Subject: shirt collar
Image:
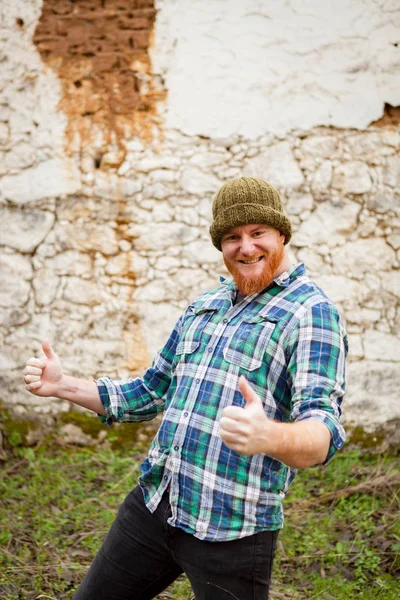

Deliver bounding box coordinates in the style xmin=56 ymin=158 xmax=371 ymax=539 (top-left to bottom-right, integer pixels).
xmin=273 ymin=263 xmax=305 ymax=288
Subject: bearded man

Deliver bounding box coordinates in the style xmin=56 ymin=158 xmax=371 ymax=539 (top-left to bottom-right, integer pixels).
xmin=23 ymin=177 xmax=347 ymax=600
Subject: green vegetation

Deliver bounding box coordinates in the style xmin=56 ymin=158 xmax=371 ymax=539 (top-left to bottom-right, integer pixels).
xmin=0 ymin=414 xmax=399 ymax=599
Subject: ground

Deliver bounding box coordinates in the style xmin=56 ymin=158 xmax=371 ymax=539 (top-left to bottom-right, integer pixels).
xmin=0 ymin=412 xmax=399 ymax=599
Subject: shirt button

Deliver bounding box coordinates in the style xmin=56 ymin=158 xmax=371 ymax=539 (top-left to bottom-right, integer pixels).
xmin=196 ymin=379 xmax=200 ymax=384
xmin=184 ymin=412 xmax=189 ymax=417
xmin=174 ymin=445 xmax=179 ymax=451
xmin=208 ymin=347 xmax=213 ymax=352
xmin=223 ymin=318 xmax=228 ymax=323
xmin=164 ymin=475 xmax=168 ymax=481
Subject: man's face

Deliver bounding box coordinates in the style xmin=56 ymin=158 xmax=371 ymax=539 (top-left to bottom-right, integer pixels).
xmin=221 ymin=224 xmax=286 ymax=295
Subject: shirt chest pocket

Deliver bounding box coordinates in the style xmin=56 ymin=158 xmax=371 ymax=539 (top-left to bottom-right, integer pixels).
xmin=177 ymin=307 xmax=218 ymax=356
xmin=223 ymin=315 xmax=279 ymax=371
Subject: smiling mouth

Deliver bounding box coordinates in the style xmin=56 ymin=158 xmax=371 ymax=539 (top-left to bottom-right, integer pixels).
xmin=238 ymin=256 xmax=264 ymax=264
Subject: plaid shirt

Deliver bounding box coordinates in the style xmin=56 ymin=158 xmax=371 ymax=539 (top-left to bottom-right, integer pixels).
xmin=97 ymin=263 xmax=347 ymax=542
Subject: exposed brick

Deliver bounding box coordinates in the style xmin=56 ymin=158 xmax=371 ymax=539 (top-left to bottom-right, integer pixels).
xmin=55 ymin=18 xmax=72 ymax=36
xmin=108 ymin=29 xmax=135 ymax=48
xmin=76 ymin=0 xmax=103 ymax=11
xmin=36 ymin=38 xmax=69 ymax=55
xmin=68 ymin=24 xmax=91 ymax=44
xmin=132 ymin=30 xmax=149 ymax=50
xmin=92 ymin=53 xmax=120 ymax=72
xmin=370 ymin=104 xmax=400 ymax=128
xmin=130 ymin=8 xmax=156 ymax=18
xmin=118 ymin=16 xmax=150 ymax=30
xmin=33 ymin=0 xmax=164 ymax=156
xmin=52 ymin=1 xmax=74 ymax=16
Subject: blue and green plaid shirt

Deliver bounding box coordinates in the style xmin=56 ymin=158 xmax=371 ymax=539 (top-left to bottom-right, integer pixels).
xmin=97 ymin=263 xmax=347 ymax=541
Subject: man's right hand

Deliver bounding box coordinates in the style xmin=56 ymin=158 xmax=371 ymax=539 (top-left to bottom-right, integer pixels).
xmin=23 ymin=339 xmax=63 ymax=397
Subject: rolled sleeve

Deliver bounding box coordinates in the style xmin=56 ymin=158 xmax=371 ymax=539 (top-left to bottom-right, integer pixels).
xmin=96 ymin=376 xmax=165 ymax=425
xmin=286 ymin=301 xmax=348 ymax=463
xmin=294 ymin=409 xmax=346 ymax=464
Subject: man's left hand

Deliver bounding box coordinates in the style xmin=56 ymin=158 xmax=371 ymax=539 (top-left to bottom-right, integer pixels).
xmin=219 ymin=375 xmax=332 ymax=467
xmin=219 ymin=376 xmax=272 ymax=455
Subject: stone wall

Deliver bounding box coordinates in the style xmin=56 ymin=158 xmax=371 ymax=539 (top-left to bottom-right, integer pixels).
xmin=0 ymin=0 xmax=399 ymax=431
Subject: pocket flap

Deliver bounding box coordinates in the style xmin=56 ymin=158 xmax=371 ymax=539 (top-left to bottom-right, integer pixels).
xmin=243 ymin=314 xmax=280 ymax=324
xmin=223 ymin=346 xmax=263 ymax=371
xmin=193 ymin=306 xmax=219 ymax=316
xmin=176 ymin=340 xmax=200 ymax=355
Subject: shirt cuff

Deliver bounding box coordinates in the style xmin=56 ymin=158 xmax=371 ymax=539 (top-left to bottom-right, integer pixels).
xmin=295 ymin=410 xmax=346 ymax=465
xmin=96 ymin=378 xmax=115 ymax=426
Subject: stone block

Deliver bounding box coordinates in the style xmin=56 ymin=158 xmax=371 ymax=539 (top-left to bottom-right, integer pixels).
xmin=311 ymin=161 xmax=333 ymax=193
xmin=104 ymin=252 xmax=136 ymax=277
xmin=365 ymin=329 xmax=400 ymax=362
xmin=366 ymin=190 xmax=398 ymax=214
xmin=300 ymin=135 xmax=337 ymax=161
xmin=293 ymin=200 xmax=360 ymax=248
xmin=382 ymin=155 xmax=400 ymax=187
xmin=332 ymin=238 xmax=396 ymax=277
xmin=63 ymin=277 xmax=103 ymax=306
xmin=56 ymin=222 xmax=120 ymax=256
xmin=184 ymin=240 xmax=222 ymax=265
xmin=127 ymin=222 xmax=198 ymax=251
xmin=332 ymin=161 xmax=372 ymax=195
xmin=0 ymin=207 xmax=54 ymax=253
xmin=33 ymin=268 xmax=59 ymax=307
xmin=296 ymin=249 xmax=324 ymax=276
xmin=244 ymin=142 xmax=304 ymax=189
xmin=347 ymin=333 xmax=364 ymax=360
xmin=345 ymin=132 xmax=397 ymax=159
xmin=0 ymin=252 xmax=32 ymax=307
xmin=387 ymin=234 xmax=400 ymax=250
xmin=0 ymin=158 xmax=81 ymax=203
xmin=312 ymin=274 xmax=360 ymax=304
xmin=285 ymin=192 xmax=314 ymax=216
xmin=181 ymin=167 xmax=220 ymax=195
xmin=345 ymin=361 xmax=400 ymax=427
xmin=380 ymin=270 xmax=400 ymax=298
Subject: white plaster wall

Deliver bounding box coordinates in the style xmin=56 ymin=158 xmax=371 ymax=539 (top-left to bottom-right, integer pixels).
xmin=153 ymin=0 xmax=400 ymax=138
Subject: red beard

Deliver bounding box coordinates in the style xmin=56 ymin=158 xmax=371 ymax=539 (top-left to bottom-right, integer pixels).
xmin=224 ymin=244 xmax=285 ymax=296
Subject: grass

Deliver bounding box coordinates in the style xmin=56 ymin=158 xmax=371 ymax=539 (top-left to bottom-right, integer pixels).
xmin=0 ymin=415 xmax=399 ymax=599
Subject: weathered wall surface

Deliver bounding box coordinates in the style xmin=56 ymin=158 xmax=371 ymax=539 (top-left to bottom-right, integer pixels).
xmin=0 ymin=0 xmax=399 ymax=431
xmin=154 ymin=0 xmax=400 ymax=137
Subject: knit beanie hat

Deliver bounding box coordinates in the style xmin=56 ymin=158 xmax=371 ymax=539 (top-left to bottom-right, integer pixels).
xmin=209 ymin=177 xmax=292 ymax=251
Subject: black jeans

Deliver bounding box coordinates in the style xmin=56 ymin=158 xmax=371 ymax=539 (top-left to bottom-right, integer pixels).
xmin=73 ymin=485 xmax=279 ymax=600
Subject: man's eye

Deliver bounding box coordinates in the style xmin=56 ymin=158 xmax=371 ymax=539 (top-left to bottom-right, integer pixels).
xmin=253 ymin=231 xmax=265 ymax=237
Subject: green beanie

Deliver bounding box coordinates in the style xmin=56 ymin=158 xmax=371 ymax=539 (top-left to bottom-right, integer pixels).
xmin=209 ymin=177 xmax=292 ymax=251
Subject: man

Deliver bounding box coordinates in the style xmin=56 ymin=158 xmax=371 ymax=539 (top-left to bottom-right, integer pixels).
xmin=23 ymin=177 xmax=347 ymax=600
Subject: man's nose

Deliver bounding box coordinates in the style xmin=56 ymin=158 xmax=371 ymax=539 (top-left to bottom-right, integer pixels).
xmin=239 ymin=236 xmax=256 ymax=255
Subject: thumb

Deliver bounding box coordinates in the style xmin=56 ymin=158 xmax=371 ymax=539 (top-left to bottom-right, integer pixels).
xmin=239 ymin=375 xmax=261 ymax=407
xmin=42 ymin=338 xmax=56 ymax=359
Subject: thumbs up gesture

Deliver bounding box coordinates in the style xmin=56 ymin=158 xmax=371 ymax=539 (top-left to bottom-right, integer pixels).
xmin=23 ymin=339 xmax=64 ymax=397
xmin=219 ymin=376 xmax=272 ymax=456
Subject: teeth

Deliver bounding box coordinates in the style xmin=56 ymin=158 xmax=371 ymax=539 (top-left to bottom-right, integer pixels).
xmin=240 ymin=257 xmax=262 ymax=264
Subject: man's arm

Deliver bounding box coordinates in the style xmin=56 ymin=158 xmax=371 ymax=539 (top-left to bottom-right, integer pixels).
xmin=220 ymin=301 xmax=347 ymax=467
xmin=23 ymin=339 xmax=106 ymax=415
xmin=219 ymin=376 xmax=331 ymax=468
